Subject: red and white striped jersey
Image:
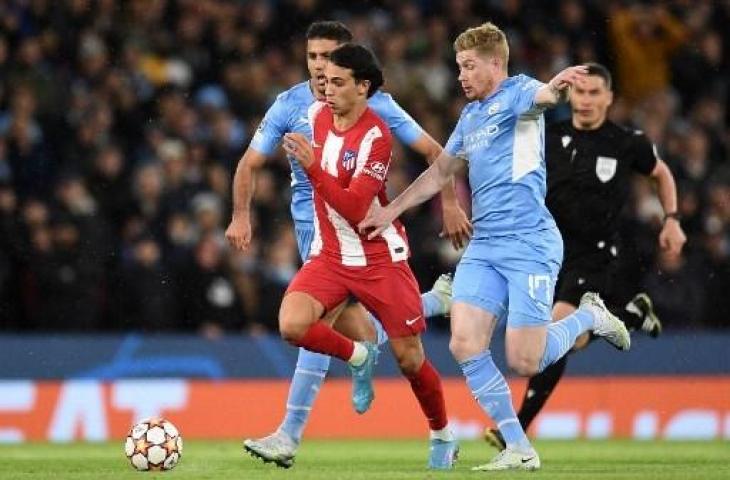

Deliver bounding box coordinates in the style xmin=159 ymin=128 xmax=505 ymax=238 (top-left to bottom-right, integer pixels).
xmin=304 ymin=103 xmax=410 ymax=266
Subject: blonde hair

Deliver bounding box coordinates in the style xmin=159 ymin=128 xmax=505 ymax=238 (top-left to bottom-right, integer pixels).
xmin=453 ymin=22 xmax=509 ymax=65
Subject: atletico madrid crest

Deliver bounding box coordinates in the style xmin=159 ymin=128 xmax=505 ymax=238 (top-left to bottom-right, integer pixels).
xmin=342 ymin=149 xmax=357 ymax=171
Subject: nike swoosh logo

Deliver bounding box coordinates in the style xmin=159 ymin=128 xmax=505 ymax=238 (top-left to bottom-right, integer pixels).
xmin=405 ymin=316 xmax=421 ymax=326
xmin=521 ymin=456 xmax=536 ymax=464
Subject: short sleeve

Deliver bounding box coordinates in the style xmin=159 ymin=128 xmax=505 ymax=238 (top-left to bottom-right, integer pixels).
xmin=627 ymin=130 xmax=658 ymax=175
xmin=248 ymin=94 xmax=290 ymax=155
xmin=511 ymin=75 xmax=546 ymax=116
xmin=368 ymin=93 xmax=424 ymax=146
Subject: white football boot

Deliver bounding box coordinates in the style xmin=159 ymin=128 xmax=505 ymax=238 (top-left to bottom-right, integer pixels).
xmin=580 ymin=292 xmax=631 ymax=351
xmin=471 ymin=447 xmax=541 ymax=471
xmin=243 ymin=430 xmax=297 ymax=468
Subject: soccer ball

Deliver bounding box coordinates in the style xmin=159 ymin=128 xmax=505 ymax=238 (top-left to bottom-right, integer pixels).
xmin=124 ymin=417 xmax=183 ymax=471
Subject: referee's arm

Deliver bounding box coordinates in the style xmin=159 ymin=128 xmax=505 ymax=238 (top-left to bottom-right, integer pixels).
xmin=649 ymin=158 xmax=687 ymax=256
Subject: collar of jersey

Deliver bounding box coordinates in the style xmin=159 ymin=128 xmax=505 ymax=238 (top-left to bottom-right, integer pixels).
xmin=477 ymin=76 xmax=513 ymax=106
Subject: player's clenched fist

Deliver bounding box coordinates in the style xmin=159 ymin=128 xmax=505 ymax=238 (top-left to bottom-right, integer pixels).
xmin=225 ymin=215 xmax=252 ymax=251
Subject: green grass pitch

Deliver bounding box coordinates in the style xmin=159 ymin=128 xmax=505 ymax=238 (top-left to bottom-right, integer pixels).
xmin=0 ymin=439 xmax=728 ymax=479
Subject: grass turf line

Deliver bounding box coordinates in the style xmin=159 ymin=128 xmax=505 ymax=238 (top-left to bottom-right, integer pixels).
xmin=0 ymin=439 xmax=728 ymax=479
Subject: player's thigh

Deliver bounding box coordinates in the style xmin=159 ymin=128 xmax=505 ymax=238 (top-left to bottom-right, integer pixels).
xmin=449 ymin=301 xmax=500 ymax=362
xmin=294 ymin=224 xmax=314 ymax=263
xmin=351 ymin=262 xmax=424 ymax=339
xmin=323 ymin=300 xmax=349 ymax=326
xmin=279 ymin=291 xmax=325 ymax=336
xmin=452 ymin=259 xmax=509 ymax=321
xmin=285 ymin=259 xmax=349 ymax=327
xmin=500 ymin=234 xmax=562 ymax=329
xmin=331 ymin=302 xmax=377 ymax=342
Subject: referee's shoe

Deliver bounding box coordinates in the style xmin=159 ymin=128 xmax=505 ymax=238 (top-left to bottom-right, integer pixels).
xmin=626 ymin=293 xmax=662 ymax=338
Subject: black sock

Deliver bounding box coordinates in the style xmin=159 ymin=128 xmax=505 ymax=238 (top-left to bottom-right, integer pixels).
xmin=517 ymin=355 xmax=568 ymax=431
xmin=611 ymin=304 xmax=643 ymax=331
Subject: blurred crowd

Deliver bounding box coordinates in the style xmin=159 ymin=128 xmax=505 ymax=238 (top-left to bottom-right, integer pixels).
xmin=0 ymin=0 xmax=727 ymax=335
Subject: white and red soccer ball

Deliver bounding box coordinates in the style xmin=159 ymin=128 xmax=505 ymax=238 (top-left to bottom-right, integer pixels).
xmin=124 ymin=417 xmax=183 ymax=471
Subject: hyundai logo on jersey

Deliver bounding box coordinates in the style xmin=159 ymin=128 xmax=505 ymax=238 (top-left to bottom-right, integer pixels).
xmin=342 ymin=149 xmax=357 ymax=171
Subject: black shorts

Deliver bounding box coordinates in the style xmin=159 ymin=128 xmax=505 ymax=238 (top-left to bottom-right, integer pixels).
xmin=554 ymin=240 xmax=619 ymax=306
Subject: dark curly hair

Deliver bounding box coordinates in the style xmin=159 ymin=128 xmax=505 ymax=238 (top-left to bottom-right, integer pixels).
xmin=329 ymin=43 xmax=384 ymax=98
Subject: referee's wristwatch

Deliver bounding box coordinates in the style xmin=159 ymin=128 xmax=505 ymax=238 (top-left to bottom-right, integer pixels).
xmin=663 ymin=211 xmax=681 ymax=223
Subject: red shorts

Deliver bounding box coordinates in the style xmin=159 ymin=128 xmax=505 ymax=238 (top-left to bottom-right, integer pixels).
xmin=286 ymin=257 xmax=426 ymax=338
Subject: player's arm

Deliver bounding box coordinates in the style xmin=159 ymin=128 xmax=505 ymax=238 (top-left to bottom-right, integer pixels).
xmin=225 ymin=148 xmax=267 ymax=251
xmin=409 ymin=133 xmax=472 ymax=248
xmin=226 ymin=94 xmax=289 ymax=250
xmin=534 ymin=65 xmax=589 ymax=107
xmin=649 ymin=158 xmax=687 ymax=255
xmin=282 ymin=133 xmax=384 ymax=224
xmin=359 ymin=150 xmax=465 ymax=239
xmin=374 ymin=93 xmax=471 ymax=247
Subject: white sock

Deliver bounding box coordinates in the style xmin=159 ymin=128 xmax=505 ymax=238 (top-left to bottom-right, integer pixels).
xmin=429 ymin=427 xmax=454 ymax=442
xmin=348 ymin=342 xmax=368 ymax=366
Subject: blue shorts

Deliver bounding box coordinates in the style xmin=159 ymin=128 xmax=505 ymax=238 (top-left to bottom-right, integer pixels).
xmin=452 ymin=229 xmax=563 ymax=327
xmin=294 ymin=222 xmax=389 ymax=344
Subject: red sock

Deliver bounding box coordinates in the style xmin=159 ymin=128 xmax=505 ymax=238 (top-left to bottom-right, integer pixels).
xmin=296 ymin=321 xmax=355 ymax=361
xmin=406 ymin=360 xmax=448 ymax=431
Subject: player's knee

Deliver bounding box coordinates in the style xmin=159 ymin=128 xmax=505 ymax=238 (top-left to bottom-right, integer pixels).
xmin=279 ymin=313 xmax=307 ymax=344
xmin=391 ymin=339 xmax=425 ymax=375
xmin=449 ymin=334 xmax=478 ymax=361
xmin=279 ymin=323 xmax=304 ymax=344
xmin=396 ymin=355 xmax=423 ymax=376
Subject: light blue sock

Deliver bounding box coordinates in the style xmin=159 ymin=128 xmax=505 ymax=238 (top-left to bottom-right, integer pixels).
xmin=421 ymin=291 xmax=443 ymax=318
xmin=460 ymin=350 xmax=531 ymax=450
xmin=538 ymin=309 xmax=594 ymax=372
xmin=278 ymin=348 xmax=330 ymax=443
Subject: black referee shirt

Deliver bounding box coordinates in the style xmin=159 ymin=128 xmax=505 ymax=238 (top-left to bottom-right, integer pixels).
xmin=546 ymin=120 xmax=658 ymax=246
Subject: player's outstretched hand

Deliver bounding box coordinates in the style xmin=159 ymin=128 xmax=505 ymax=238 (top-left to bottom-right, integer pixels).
xmin=225 ymin=215 xmax=252 ymax=251
xmin=283 ymin=133 xmax=315 ymax=169
xmin=659 ymin=218 xmax=687 ymax=256
xmin=549 ymin=65 xmax=588 ymax=90
xmin=440 ymin=201 xmax=472 ymax=249
xmin=359 ymin=203 xmax=396 ymax=240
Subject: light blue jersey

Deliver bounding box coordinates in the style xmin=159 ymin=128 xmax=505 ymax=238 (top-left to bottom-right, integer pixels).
xmin=445 ymin=74 xmax=557 ymax=238
xmin=446 ymin=74 xmax=563 ymax=326
xmin=249 ymin=81 xmax=423 ymax=242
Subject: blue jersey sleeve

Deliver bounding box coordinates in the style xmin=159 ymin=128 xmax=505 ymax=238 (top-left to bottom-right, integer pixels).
xmin=444 ymin=113 xmax=466 ymax=160
xmin=510 ymin=75 xmax=545 ymax=116
xmin=368 ymin=92 xmax=423 ymax=146
xmin=249 ymin=93 xmax=291 ymax=155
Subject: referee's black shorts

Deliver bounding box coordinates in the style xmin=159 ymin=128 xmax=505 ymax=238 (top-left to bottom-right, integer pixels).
xmin=554 ymin=242 xmax=619 ymax=307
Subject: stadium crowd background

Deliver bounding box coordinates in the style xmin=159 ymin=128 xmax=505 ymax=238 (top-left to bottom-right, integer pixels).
xmin=0 ymin=0 xmax=727 ymax=335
